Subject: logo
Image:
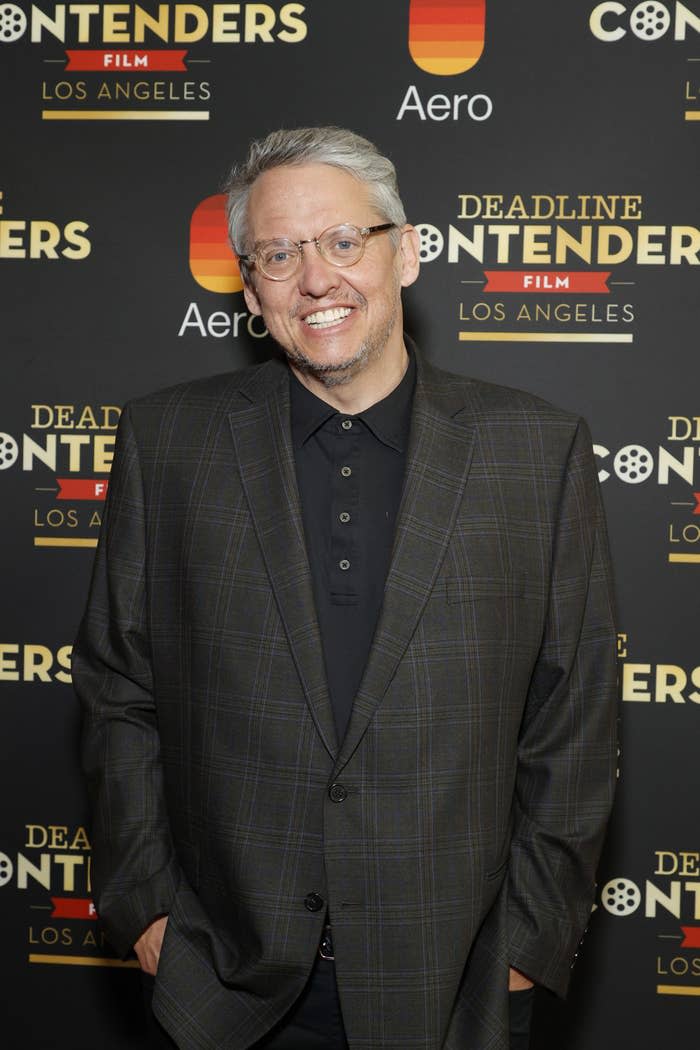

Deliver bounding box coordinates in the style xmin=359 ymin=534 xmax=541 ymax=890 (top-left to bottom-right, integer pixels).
xmin=602 ymin=878 xmax=643 ymax=914
xmin=595 ymin=416 xmax=700 ymax=567
xmin=1 ymin=403 xmax=120 ymax=550
xmin=179 ymin=194 xmax=268 ymax=341
xmin=598 ymin=850 xmax=700 ymax=996
xmin=396 ymin=84 xmax=493 ymax=121
xmin=397 ymin=1 xmax=492 ymax=121
xmin=0 ymin=433 xmax=18 ymax=467
xmin=0 ymin=822 xmax=131 ymax=967
xmin=0 ymin=643 xmax=72 ymax=683
xmin=0 ymin=4 xmax=26 ymax=42
xmin=6 ymin=3 xmax=309 ymax=122
xmin=0 ymin=190 xmax=91 ymax=259
xmin=619 ymin=633 xmax=700 ymax=704
xmin=415 ymin=223 xmax=444 ymax=262
xmin=189 ymin=195 xmax=242 ymax=294
xmin=589 ymin=3 xmax=700 ymax=120
xmin=0 ymin=2 xmax=308 ymax=44
xmin=590 ymin=2 xmax=700 ymax=41
xmin=414 ymin=191 xmax=699 ymax=346
xmin=408 ymin=0 xmax=486 ymax=75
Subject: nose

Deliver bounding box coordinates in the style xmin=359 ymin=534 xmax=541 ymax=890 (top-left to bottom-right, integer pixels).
xmin=296 ymin=241 xmax=340 ymax=298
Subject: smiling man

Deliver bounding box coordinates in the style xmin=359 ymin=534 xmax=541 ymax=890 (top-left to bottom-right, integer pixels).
xmin=238 ymin=161 xmax=414 ymax=410
xmin=74 ymin=127 xmax=618 ymax=1050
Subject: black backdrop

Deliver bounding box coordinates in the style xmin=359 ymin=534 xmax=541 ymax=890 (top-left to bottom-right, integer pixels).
xmin=2 ymin=2 xmax=699 ymax=1046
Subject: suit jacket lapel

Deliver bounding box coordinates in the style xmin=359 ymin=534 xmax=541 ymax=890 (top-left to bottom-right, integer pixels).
xmin=336 ymin=359 xmax=476 ymax=771
xmin=228 ymin=360 xmax=338 ymax=759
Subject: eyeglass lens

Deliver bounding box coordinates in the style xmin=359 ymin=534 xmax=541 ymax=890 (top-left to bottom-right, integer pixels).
xmin=258 ymin=225 xmax=367 ymax=279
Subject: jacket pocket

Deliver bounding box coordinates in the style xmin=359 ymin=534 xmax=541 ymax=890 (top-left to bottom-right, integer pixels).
xmin=446 ymin=575 xmax=540 ymax=604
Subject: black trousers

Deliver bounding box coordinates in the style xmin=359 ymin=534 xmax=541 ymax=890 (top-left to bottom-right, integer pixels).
xmin=142 ymin=963 xmax=533 ymax=1050
xmin=509 ymin=987 xmax=535 ymax=1050
xmin=141 ymin=958 xmax=348 ymax=1050
xmin=253 ymin=957 xmax=349 ymax=1050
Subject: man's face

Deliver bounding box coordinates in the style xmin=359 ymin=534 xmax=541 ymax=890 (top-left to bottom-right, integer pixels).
xmin=242 ymin=163 xmax=419 ymax=388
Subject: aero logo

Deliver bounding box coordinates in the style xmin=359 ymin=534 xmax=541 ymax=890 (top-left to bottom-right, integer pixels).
xmin=190 ymin=195 xmax=243 ymax=294
xmin=408 ymin=0 xmax=485 ymax=75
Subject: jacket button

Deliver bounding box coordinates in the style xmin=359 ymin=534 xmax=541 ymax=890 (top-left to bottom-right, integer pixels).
xmin=329 ymin=783 xmax=347 ymax=803
xmin=304 ymin=893 xmax=324 ymax=912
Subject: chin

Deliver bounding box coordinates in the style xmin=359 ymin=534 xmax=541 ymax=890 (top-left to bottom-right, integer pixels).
xmin=283 ymin=341 xmax=373 ymax=387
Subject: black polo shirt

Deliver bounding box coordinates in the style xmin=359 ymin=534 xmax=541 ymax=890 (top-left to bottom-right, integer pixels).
xmin=290 ymin=352 xmax=416 ymax=744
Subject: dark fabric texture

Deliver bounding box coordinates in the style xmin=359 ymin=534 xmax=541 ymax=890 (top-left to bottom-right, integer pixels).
xmin=290 ymin=353 xmax=414 ymax=742
xmin=74 ymin=348 xmax=618 ymax=1050
xmin=141 ymin=973 xmax=178 ymax=1048
xmin=508 ymin=988 xmax=535 ymax=1050
xmin=142 ymin=968 xmax=533 ymax=1049
xmin=252 ymin=958 xmax=349 ymax=1050
xmin=142 ymin=961 xmax=350 ymax=1050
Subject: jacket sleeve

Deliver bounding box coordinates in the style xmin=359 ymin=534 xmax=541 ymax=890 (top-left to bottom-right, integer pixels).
xmin=72 ymin=404 xmax=181 ymax=957
xmin=506 ymin=417 xmax=618 ymax=997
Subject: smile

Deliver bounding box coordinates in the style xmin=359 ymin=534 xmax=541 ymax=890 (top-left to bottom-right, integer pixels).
xmin=303 ymin=307 xmax=353 ymax=329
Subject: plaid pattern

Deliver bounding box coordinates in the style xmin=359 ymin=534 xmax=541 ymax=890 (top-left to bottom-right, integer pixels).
xmin=73 ymin=353 xmax=617 ymax=1050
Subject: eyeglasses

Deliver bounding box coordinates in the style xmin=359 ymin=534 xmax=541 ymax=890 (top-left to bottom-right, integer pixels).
xmin=238 ymin=222 xmax=395 ymax=281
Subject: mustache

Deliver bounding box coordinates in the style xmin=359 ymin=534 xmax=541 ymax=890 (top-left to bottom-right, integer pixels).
xmin=289 ymin=290 xmax=367 ymax=320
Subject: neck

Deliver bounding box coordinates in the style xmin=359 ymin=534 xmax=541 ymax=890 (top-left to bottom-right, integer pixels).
xmin=289 ymin=341 xmax=409 ymax=414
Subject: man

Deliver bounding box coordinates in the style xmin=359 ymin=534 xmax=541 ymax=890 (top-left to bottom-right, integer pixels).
xmin=73 ymin=127 xmax=617 ymax=1050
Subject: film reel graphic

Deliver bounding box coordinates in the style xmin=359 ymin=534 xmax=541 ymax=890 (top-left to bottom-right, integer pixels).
xmin=601 ymin=878 xmax=642 ymax=916
xmin=0 ymin=4 xmax=26 ymax=42
xmin=613 ymin=446 xmax=654 ymax=483
xmin=415 ymin=223 xmax=444 ymax=262
xmin=0 ymin=433 xmax=19 ymax=469
xmin=630 ymin=2 xmax=672 ymax=39
xmin=0 ymin=853 xmax=13 ymax=887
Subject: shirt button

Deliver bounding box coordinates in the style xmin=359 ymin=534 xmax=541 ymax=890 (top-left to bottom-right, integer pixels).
xmin=304 ymin=892 xmax=324 ymax=912
xmin=341 ymin=419 xmax=353 ymax=430
xmin=339 ymin=512 xmax=350 ymax=523
xmin=339 ymin=559 xmax=350 ymax=571
xmin=329 ymin=783 xmax=348 ymax=803
xmin=340 ymin=466 xmax=352 ymax=477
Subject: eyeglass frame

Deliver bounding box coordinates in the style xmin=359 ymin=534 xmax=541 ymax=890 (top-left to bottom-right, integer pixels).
xmin=237 ymin=222 xmax=397 ymax=281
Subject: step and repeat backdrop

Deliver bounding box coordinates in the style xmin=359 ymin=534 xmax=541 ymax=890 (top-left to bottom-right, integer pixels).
xmin=1 ymin=1 xmax=698 ymax=1047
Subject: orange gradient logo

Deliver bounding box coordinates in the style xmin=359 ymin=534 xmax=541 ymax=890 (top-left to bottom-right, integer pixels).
xmin=189 ymin=194 xmax=243 ymax=294
xmin=408 ymin=0 xmax=485 ymax=75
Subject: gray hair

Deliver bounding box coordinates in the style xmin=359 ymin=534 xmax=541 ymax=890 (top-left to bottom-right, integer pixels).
xmin=224 ymin=126 xmax=407 ymax=281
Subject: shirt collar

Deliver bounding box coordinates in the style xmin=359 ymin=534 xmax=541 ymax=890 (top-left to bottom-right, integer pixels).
xmin=358 ymin=349 xmax=415 ymax=451
xmin=289 ymin=373 xmax=338 ymax=448
xmin=289 ymin=346 xmax=416 ymax=452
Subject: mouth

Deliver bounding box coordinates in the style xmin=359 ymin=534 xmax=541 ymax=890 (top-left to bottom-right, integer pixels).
xmin=303 ymin=306 xmax=353 ymax=330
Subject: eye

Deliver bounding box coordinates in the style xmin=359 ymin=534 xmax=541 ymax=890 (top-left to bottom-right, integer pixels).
xmin=261 ymin=245 xmax=295 ymax=267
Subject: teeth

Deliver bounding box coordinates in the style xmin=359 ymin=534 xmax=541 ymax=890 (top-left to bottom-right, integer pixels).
xmin=304 ymin=307 xmax=352 ymax=329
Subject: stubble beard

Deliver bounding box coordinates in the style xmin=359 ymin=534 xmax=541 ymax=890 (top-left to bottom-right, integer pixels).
xmin=281 ymin=287 xmax=400 ymax=389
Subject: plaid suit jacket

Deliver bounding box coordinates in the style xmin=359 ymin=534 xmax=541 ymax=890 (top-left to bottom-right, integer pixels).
xmin=74 ymin=350 xmax=617 ymax=1050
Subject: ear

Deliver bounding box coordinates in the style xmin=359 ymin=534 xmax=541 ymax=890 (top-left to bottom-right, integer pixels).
xmin=398 ymin=225 xmax=421 ymax=288
xmin=242 ymin=276 xmax=263 ymax=317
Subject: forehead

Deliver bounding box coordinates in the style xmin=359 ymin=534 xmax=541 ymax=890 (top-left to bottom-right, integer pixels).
xmin=246 ymin=163 xmax=375 ymax=241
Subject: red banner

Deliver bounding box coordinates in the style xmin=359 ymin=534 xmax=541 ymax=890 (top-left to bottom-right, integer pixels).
xmin=483 ymin=270 xmax=610 ymax=293
xmin=681 ymin=926 xmax=700 ymax=948
xmin=57 ymin=478 xmax=109 ymax=501
xmin=65 ymin=50 xmax=187 ymax=71
xmin=51 ymin=898 xmax=98 ymax=920
xmin=693 ymin=493 xmax=700 ymax=516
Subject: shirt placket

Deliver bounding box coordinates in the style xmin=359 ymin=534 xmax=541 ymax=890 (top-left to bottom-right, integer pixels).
xmin=329 ymin=416 xmax=360 ymax=605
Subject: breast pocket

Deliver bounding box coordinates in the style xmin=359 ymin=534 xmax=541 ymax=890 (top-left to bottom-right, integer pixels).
xmin=444 ymin=573 xmax=542 ymax=603
xmin=424 ymin=575 xmax=546 ymax=659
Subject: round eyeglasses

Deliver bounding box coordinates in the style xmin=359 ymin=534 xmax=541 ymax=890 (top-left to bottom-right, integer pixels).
xmin=238 ymin=222 xmax=396 ymax=281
